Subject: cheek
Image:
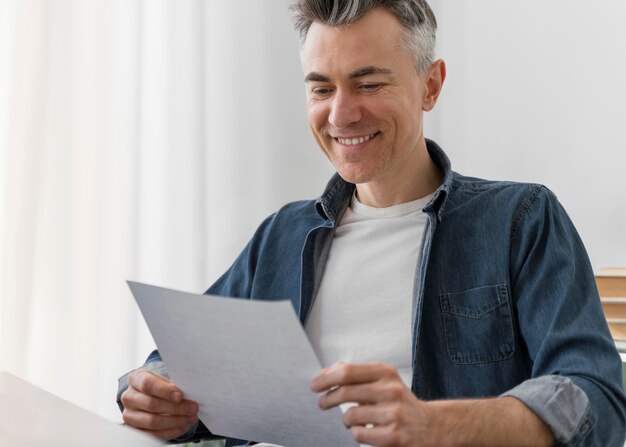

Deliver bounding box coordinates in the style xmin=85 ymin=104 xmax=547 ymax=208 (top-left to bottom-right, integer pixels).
xmin=307 ymin=103 xmax=328 ymax=131
xmin=308 ymin=124 xmax=333 ymax=161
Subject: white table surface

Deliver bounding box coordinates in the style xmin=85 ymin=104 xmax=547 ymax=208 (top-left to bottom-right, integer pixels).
xmin=0 ymin=371 xmax=161 ymax=447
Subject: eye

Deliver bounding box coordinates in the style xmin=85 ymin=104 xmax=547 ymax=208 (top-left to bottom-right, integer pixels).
xmin=310 ymin=87 xmax=334 ymax=98
xmin=358 ymin=83 xmax=383 ymax=92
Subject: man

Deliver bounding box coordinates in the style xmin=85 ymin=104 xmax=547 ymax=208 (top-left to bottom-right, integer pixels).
xmin=117 ymin=1 xmax=626 ymax=446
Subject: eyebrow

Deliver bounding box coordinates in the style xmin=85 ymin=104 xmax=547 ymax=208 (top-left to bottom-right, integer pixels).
xmin=304 ymin=65 xmax=393 ymax=83
xmin=349 ymin=66 xmax=392 ymax=79
xmin=304 ymin=72 xmax=330 ymax=83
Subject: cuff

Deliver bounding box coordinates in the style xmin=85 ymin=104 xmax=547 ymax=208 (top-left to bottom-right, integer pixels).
xmin=501 ymin=375 xmax=595 ymax=445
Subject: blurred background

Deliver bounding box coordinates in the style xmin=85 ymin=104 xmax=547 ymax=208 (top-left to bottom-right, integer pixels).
xmin=1 ymin=0 xmax=625 ymax=423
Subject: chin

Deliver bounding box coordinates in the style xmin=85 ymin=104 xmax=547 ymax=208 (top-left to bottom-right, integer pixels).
xmin=330 ymin=155 xmax=380 ymax=185
xmin=335 ymin=168 xmax=374 ymax=185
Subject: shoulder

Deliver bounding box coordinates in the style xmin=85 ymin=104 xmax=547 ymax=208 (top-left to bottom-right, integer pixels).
xmin=445 ymin=172 xmax=563 ymax=233
xmin=449 ymin=171 xmax=554 ymax=210
xmin=450 ymin=171 xmax=544 ymax=198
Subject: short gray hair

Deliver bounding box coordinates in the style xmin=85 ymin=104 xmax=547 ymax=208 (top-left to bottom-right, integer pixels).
xmin=291 ymin=0 xmax=437 ymax=73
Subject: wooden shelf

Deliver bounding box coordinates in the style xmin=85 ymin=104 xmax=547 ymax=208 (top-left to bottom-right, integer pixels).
xmin=596 ymin=272 xmax=626 ymax=341
xmin=596 ymin=275 xmax=626 ymax=298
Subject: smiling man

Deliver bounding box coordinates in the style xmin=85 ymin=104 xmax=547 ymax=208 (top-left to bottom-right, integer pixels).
xmin=117 ymin=1 xmax=626 ymax=446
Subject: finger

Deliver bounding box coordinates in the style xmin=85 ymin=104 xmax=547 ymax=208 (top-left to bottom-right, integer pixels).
xmin=123 ymin=408 xmax=197 ymax=432
xmin=128 ymin=369 xmax=184 ymax=403
xmin=122 ymin=386 xmax=198 ymax=416
xmin=311 ymin=362 xmax=397 ymax=392
xmin=343 ymin=403 xmax=396 ymax=428
xmin=351 ymin=424 xmax=404 ymax=447
xmin=318 ymin=382 xmax=378 ymax=409
xmin=323 ymin=378 xmax=409 ymax=410
xmin=327 ymin=361 xmax=346 ymax=370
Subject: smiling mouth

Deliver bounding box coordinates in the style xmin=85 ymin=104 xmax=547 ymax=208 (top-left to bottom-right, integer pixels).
xmin=334 ymin=132 xmax=380 ymax=146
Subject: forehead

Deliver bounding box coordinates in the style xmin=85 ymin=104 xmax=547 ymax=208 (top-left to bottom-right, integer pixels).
xmin=302 ymin=8 xmax=410 ymax=75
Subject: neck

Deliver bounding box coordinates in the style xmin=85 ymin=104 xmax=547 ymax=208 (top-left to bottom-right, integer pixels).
xmin=355 ymin=139 xmax=443 ymax=208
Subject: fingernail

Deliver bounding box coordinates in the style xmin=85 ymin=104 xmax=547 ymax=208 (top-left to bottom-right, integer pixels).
xmin=318 ymin=397 xmax=327 ymax=410
xmin=171 ymin=391 xmax=182 ymax=402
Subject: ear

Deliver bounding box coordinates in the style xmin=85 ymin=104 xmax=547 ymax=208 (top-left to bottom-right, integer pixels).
xmin=422 ymin=59 xmax=446 ymax=112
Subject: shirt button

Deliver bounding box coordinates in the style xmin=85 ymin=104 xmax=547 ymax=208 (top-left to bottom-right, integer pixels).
xmin=581 ymin=418 xmax=590 ymax=434
xmin=500 ymin=343 xmax=512 ymax=355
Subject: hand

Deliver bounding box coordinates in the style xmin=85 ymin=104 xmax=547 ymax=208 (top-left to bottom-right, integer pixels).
xmin=121 ymin=369 xmax=199 ymax=440
xmin=310 ymin=362 xmax=434 ymax=447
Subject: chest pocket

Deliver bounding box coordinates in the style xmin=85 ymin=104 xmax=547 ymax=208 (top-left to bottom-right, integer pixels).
xmin=440 ymin=284 xmax=515 ymax=365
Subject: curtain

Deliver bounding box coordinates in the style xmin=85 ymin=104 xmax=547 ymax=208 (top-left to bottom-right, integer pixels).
xmin=0 ymin=0 xmax=331 ymax=421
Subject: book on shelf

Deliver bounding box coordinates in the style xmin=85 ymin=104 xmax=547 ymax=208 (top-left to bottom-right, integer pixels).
xmin=598 ymin=266 xmax=626 ymax=276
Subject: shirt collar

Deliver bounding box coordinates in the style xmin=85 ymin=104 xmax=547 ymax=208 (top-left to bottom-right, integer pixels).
xmin=315 ymin=139 xmax=453 ymax=224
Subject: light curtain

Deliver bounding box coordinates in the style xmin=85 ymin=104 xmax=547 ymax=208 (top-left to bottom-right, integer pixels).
xmin=1 ymin=0 xmax=157 ymax=421
xmin=0 ymin=0 xmax=330 ymax=421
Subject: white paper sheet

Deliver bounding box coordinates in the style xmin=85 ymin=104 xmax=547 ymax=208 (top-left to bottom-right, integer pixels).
xmin=128 ymin=281 xmax=357 ymax=447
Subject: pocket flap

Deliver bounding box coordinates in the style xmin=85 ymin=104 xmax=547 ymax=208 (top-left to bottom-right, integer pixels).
xmin=441 ymin=284 xmax=509 ymax=319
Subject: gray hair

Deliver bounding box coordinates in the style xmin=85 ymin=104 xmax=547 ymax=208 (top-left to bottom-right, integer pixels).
xmin=291 ymin=0 xmax=437 ymax=73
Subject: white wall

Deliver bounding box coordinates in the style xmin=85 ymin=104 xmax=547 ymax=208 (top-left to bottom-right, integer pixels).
xmin=202 ymin=1 xmax=334 ymax=283
xmin=427 ymin=0 xmax=626 ymax=268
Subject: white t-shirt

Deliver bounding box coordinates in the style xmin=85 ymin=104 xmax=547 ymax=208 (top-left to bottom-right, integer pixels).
xmin=305 ymin=191 xmax=433 ymax=388
xmin=255 ymin=192 xmax=432 ymax=447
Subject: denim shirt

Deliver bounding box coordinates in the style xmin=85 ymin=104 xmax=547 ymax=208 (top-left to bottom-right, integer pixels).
xmin=119 ymin=140 xmax=626 ymax=446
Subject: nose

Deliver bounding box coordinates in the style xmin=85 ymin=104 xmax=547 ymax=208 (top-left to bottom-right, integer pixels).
xmin=328 ymin=90 xmax=362 ymax=129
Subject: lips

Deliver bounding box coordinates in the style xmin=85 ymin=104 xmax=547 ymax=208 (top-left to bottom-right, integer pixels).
xmin=334 ymin=132 xmax=380 ymax=146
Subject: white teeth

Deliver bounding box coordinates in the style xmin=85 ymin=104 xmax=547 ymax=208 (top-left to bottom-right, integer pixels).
xmin=337 ymin=133 xmax=376 ymax=145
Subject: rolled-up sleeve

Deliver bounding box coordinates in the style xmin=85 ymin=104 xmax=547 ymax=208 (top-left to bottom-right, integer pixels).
xmin=502 ymin=375 xmax=595 ymax=445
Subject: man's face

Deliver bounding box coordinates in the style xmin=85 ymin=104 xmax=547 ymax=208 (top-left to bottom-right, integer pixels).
xmin=302 ymin=8 xmax=435 ymax=187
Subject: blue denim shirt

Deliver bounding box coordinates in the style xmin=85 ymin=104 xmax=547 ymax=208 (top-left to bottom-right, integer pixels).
xmin=119 ymin=140 xmax=626 ymax=446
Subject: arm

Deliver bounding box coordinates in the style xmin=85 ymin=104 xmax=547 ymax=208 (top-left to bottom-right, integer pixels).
xmin=427 ymin=397 xmax=553 ymax=446
xmin=506 ymin=186 xmax=626 ymax=445
xmin=312 ymin=362 xmax=554 ymax=447
xmin=312 ymin=187 xmax=626 ymax=446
